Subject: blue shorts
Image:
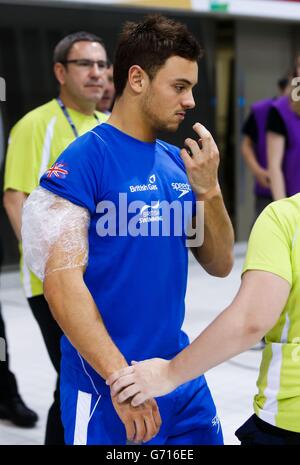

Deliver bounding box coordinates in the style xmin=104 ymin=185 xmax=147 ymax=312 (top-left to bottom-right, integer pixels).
xmin=60 ymin=372 xmax=223 ymax=445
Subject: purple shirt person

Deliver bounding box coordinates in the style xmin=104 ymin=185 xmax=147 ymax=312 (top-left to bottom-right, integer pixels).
xmin=241 ymin=77 xmax=288 ymax=219
xmin=267 ymin=95 xmax=300 ymax=199
xmin=267 ymin=53 xmax=300 ymax=200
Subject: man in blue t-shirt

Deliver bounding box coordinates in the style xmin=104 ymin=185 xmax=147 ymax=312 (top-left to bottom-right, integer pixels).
xmin=24 ymin=14 xmax=234 ymax=445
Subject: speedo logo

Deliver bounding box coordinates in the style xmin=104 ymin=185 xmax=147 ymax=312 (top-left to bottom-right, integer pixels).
xmin=171 ymin=182 xmax=191 ymax=198
xmin=129 ymin=174 xmax=158 ymax=193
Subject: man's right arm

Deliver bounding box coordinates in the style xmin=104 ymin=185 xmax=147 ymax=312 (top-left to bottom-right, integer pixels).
xmin=3 ymin=189 xmax=28 ymax=241
xmin=20 ymin=187 xmax=161 ymax=443
xmin=267 ymin=131 xmax=286 ymax=200
xmin=241 ymin=135 xmax=270 ymax=189
xmin=44 ymin=264 xmax=161 ymax=443
xmin=3 ymin=116 xmax=40 ymax=240
xmin=44 ymin=267 xmax=128 ymax=379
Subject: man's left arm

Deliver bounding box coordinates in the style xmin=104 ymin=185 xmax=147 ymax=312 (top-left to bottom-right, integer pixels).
xmin=182 ymin=123 xmax=234 ymax=277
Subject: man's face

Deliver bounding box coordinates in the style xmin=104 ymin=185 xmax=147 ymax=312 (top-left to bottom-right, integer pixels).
xmin=141 ymin=56 xmax=198 ymax=132
xmin=60 ymin=41 xmax=107 ymax=104
xmin=97 ymin=65 xmax=115 ymax=112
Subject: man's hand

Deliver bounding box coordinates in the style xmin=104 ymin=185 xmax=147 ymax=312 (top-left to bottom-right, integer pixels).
xmin=181 ymin=123 xmax=219 ymax=198
xmin=255 ymin=168 xmax=270 ymax=189
xmin=111 ymin=394 xmax=162 ymax=443
xmin=3 ymin=189 xmax=28 ymax=241
xmin=108 ymin=359 xmax=178 ymax=407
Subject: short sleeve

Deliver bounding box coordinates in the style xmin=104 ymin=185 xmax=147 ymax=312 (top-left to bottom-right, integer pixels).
xmin=242 ymin=112 xmax=258 ymax=143
xmin=243 ymin=204 xmax=292 ymax=285
xmin=40 ymin=131 xmax=103 ymax=215
xmin=266 ymin=107 xmax=287 ymax=137
xmin=4 ymin=116 xmax=43 ymax=193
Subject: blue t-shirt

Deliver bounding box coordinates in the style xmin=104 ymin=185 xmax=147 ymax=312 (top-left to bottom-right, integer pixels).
xmin=40 ymin=123 xmax=197 ymax=394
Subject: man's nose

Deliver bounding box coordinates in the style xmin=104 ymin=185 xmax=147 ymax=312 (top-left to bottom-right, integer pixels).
xmin=182 ymin=90 xmax=195 ymax=110
xmin=89 ymin=63 xmax=101 ymax=78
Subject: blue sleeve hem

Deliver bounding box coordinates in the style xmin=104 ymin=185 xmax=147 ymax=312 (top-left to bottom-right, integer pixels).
xmin=40 ymin=180 xmax=92 ymax=214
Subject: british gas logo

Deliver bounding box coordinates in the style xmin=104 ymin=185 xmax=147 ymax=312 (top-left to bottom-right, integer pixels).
xmin=129 ymin=174 xmax=158 ymax=193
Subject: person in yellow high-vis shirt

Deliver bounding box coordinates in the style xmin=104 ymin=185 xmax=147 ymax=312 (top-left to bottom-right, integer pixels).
xmin=108 ymin=194 xmax=300 ymax=444
xmin=3 ymin=31 xmax=108 ymax=444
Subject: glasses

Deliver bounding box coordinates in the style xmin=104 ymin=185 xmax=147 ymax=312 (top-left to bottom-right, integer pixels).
xmin=62 ymin=59 xmax=110 ymax=71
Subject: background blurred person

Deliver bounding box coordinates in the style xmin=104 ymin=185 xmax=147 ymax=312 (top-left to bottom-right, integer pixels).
xmin=96 ymin=63 xmax=115 ymax=115
xmin=0 ymin=246 xmax=37 ymax=427
xmin=0 ymin=107 xmax=37 ymax=427
xmin=241 ymin=77 xmax=288 ymax=219
xmin=3 ymin=31 xmax=108 ymax=444
xmin=267 ymin=52 xmax=300 ymax=200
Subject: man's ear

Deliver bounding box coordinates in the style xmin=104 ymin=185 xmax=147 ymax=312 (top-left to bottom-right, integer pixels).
xmin=53 ymin=62 xmax=67 ymax=86
xmin=127 ymin=65 xmax=148 ymax=94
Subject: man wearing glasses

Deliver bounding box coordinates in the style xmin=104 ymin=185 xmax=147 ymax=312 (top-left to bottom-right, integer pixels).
xmin=96 ymin=64 xmax=116 ymax=115
xmin=3 ymin=31 xmax=109 ymax=444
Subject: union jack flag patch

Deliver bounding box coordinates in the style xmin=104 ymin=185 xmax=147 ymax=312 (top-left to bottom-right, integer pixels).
xmin=46 ymin=162 xmax=69 ymax=179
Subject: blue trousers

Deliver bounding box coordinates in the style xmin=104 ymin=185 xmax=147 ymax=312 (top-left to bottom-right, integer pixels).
xmin=61 ymin=374 xmax=223 ymax=445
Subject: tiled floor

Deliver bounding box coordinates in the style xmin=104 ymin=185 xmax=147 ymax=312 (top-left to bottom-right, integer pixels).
xmin=0 ymin=244 xmax=261 ymax=445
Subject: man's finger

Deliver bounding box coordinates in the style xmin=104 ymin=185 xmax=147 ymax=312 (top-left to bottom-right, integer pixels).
xmin=117 ymin=384 xmax=141 ymax=403
xmin=131 ymin=393 xmax=148 ymax=407
xmin=151 ymin=401 xmax=162 ymax=428
xmin=124 ymin=417 xmax=135 ymax=442
xmin=192 ymin=122 xmax=217 ymax=153
xmin=180 ymin=148 xmax=194 ymax=170
xmin=143 ymin=415 xmax=157 ymax=443
xmin=192 ymin=122 xmax=211 ymax=139
xmin=184 ymin=138 xmax=201 ymax=159
xmin=110 ymin=374 xmax=136 ymax=396
xmin=134 ymin=417 xmax=146 ymax=443
xmin=106 ymin=366 xmax=134 ymax=386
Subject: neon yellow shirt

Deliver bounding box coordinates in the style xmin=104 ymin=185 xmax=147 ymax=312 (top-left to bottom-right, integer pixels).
xmin=243 ymin=194 xmax=300 ymax=432
xmin=4 ymin=98 xmax=108 ymax=297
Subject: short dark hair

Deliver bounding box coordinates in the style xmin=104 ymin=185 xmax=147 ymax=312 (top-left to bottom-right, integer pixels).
xmin=277 ymin=77 xmax=288 ymax=92
xmin=53 ymin=31 xmax=105 ymax=64
xmin=113 ymin=14 xmax=203 ymax=97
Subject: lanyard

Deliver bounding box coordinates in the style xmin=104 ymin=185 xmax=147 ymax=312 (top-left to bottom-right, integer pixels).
xmin=56 ymin=97 xmax=100 ymax=139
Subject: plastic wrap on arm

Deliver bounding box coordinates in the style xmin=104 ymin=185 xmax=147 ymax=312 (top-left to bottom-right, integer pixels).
xmin=22 ymin=186 xmax=90 ymax=281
